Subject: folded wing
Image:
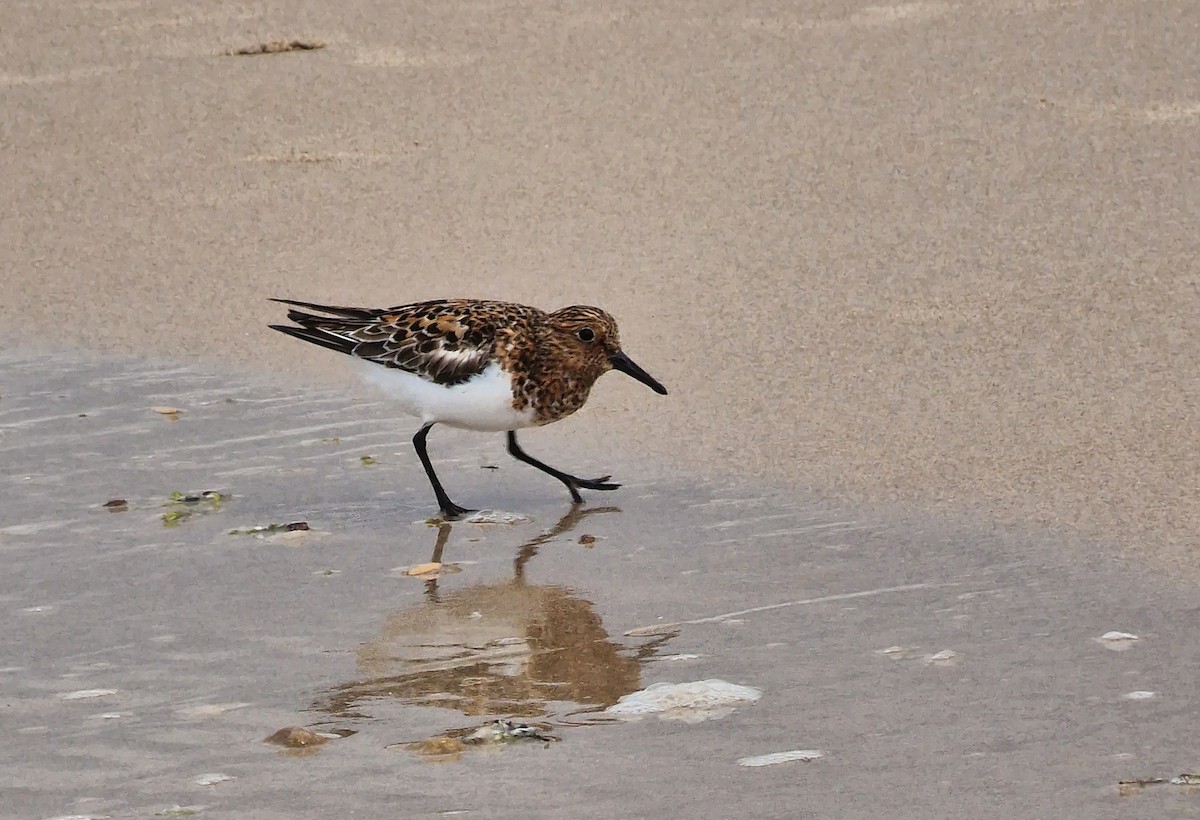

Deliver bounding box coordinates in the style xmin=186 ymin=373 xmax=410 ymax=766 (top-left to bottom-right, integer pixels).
xmin=269 ymin=299 xmax=498 ymax=386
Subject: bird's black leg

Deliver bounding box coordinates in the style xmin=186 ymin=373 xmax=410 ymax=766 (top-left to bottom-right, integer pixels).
xmin=413 ymin=423 xmax=474 ymax=518
xmin=505 ymin=431 xmax=620 ymax=504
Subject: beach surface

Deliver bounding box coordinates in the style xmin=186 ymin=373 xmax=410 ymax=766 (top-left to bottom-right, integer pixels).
xmin=2 ymin=0 xmax=1199 ymax=817
xmin=4 ymin=351 xmax=1199 ymax=819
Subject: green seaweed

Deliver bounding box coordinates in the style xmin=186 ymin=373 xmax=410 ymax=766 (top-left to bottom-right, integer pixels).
xmin=161 ymin=509 xmax=192 ymax=527
xmin=161 ymin=490 xmax=228 ymax=527
xmin=228 ymin=522 xmax=310 ymax=536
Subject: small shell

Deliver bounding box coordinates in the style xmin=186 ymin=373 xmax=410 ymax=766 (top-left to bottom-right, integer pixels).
xmin=400 ymin=562 xmax=462 ymax=578
xmin=925 ymin=649 xmax=959 ymax=666
xmin=263 ymin=727 xmax=329 ymax=747
xmin=1096 ymin=631 xmax=1139 ymax=651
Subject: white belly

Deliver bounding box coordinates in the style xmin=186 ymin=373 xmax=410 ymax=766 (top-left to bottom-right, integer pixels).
xmin=350 ymin=359 xmax=537 ymax=432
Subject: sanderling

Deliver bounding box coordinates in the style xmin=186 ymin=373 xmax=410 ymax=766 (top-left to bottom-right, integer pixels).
xmin=270 ymin=298 xmax=667 ymax=517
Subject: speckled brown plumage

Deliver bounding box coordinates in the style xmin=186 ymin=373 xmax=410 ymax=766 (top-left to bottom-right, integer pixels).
xmin=270 ymin=298 xmax=623 ymax=425
xmin=269 ymin=296 xmax=667 ymax=517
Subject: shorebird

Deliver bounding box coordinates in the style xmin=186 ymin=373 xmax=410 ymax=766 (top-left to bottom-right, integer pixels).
xmin=269 ymin=298 xmax=667 ymax=518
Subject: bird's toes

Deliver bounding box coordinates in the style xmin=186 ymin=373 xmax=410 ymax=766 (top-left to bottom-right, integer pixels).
xmin=439 ymin=503 xmax=477 ymax=520
xmin=573 ymin=476 xmax=620 ymax=492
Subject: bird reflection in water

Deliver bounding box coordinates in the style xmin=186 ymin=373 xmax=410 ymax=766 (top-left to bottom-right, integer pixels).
xmin=315 ymin=506 xmax=675 ymax=725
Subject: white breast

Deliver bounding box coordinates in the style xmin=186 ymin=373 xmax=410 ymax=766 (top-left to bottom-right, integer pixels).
xmin=349 ymin=359 xmax=537 ymax=432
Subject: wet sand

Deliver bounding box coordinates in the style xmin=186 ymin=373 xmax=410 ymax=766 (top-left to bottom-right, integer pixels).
xmin=2 ymin=0 xmax=1200 ymax=817
xmin=4 ymin=351 xmax=1200 ymax=819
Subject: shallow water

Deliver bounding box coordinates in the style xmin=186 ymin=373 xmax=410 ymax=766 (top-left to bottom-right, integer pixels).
xmin=2 ymin=352 xmax=1199 ymax=819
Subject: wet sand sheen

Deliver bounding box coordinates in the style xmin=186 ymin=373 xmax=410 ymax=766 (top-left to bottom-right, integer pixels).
xmin=2 ymin=352 xmax=1199 ymax=818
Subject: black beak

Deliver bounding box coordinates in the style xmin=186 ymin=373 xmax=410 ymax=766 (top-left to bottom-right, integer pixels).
xmin=609 ymin=351 xmax=668 ymax=395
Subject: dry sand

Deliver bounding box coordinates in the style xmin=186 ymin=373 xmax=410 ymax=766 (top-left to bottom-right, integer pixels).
xmin=2 ymin=0 xmax=1200 ymax=817
xmin=2 ymin=0 xmax=1197 ymax=561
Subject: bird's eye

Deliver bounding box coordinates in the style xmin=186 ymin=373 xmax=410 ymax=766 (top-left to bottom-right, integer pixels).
xmin=576 ymin=327 xmax=596 ymax=343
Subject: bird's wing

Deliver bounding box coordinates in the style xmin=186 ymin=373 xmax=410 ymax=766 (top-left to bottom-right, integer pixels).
xmin=269 ymin=299 xmax=504 ymax=386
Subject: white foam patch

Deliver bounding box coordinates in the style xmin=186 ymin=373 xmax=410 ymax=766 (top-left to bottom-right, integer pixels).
xmin=175 ymin=702 xmax=250 ymax=719
xmin=194 ymin=773 xmax=236 ymax=786
xmin=738 ymin=749 xmax=825 ymax=767
xmin=605 ymin=679 xmax=762 ymax=723
xmin=59 ymin=689 xmax=118 ymax=700
xmin=467 ymin=510 xmax=532 ymax=525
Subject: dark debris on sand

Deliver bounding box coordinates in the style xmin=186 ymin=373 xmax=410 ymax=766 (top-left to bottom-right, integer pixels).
xmin=226 ymin=39 xmax=326 ymax=56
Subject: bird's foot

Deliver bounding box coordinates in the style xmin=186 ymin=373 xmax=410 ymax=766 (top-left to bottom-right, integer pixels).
xmin=565 ymin=475 xmax=621 ymax=503
xmin=438 ymin=501 xmax=477 ymax=520
xmin=570 ymin=475 xmax=620 ymax=492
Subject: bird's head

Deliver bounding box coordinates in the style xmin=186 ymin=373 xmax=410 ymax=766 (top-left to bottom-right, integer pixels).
xmin=548 ymin=306 xmax=668 ymax=395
